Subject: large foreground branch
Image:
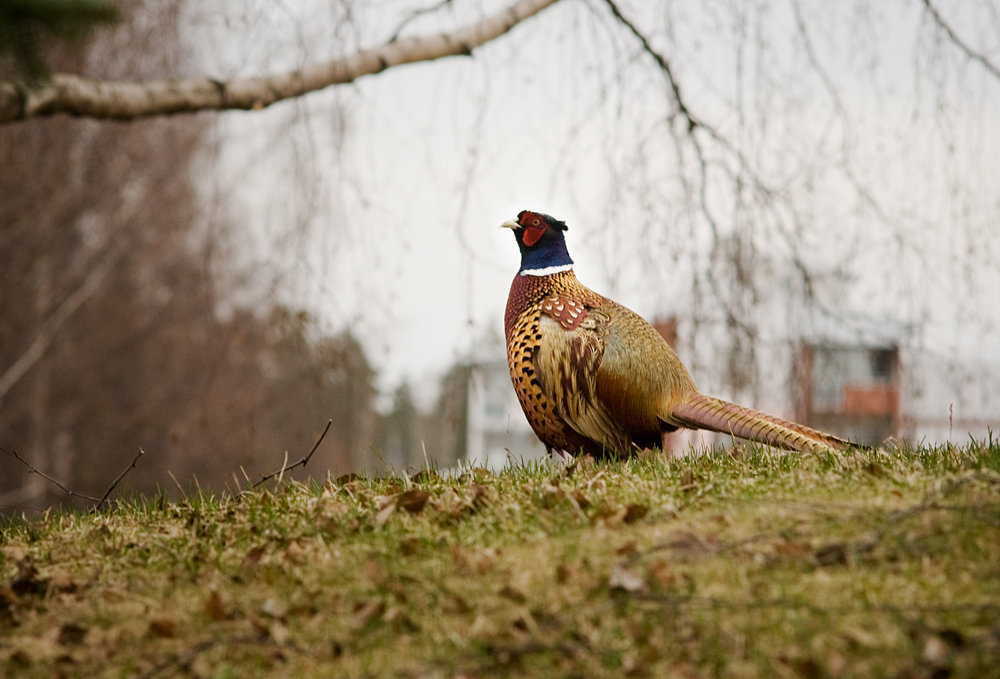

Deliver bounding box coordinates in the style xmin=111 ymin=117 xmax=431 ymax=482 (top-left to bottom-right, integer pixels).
xmin=0 ymin=0 xmax=560 ymax=124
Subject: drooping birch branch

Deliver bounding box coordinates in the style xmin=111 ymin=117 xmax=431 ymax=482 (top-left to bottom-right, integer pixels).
xmin=0 ymin=245 xmax=119 ymax=404
xmin=0 ymin=0 xmax=561 ymax=124
xmin=921 ymin=0 xmax=1000 ymax=82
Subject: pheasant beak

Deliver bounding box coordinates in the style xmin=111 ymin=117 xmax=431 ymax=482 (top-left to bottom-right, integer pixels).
xmin=500 ymin=218 xmax=521 ymax=230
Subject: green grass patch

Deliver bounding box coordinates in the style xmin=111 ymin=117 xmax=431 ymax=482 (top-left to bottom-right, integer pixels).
xmin=2 ymin=441 xmax=999 ymax=678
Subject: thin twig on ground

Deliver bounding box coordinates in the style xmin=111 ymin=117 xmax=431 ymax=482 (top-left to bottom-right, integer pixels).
xmin=1 ymin=445 xmax=144 ymax=510
xmin=1 ymin=446 xmax=101 ymax=503
xmin=251 ymin=419 xmax=333 ymax=489
xmin=97 ymin=448 xmax=145 ymax=510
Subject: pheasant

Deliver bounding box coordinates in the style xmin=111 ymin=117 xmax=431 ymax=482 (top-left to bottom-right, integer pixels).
xmin=502 ymin=209 xmax=852 ymax=458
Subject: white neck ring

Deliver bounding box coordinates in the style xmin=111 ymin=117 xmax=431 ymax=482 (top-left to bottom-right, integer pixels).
xmin=519 ymin=264 xmax=574 ymax=277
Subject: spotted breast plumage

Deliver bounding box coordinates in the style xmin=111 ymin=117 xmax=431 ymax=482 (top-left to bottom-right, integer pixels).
xmin=502 ymin=209 xmax=853 ymax=458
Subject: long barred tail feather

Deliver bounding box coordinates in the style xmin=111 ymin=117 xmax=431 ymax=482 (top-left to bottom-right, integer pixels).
xmin=669 ymin=393 xmax=853 ymax=454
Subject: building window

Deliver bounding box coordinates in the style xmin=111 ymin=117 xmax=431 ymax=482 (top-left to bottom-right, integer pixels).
xmin=796 ymin=344 xmax=900 ymax=446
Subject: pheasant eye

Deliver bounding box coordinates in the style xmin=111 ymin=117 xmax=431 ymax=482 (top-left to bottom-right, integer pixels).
xmin=532 ymin=219 xmax=540 ymax=226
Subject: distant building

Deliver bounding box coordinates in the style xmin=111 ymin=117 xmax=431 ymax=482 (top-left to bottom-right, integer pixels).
xmin=794 ymin=344 xmax=900 ymax=446
xmin=465 ymin=348 xmax=547 ymax=469
xmin=462 ymin=313 xmax=999 ymax=465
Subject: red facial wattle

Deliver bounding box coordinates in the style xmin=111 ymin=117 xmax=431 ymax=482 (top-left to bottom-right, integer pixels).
xmin=519 ymin=211 xmax=547 ymax=247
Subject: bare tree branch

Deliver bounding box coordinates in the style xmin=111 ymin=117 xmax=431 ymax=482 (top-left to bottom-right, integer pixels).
xmin=0 ymin=0 xmax=562 ymax=124
xmin=390 ymin=0 xmax=456 ymax=43
xmin=921 ymin=0 xmax=1000 ymax=82
xmin=601 ymin=0 xmax=699 ymax=132
xmin=601 ymin=0 xmax=756 ymax=340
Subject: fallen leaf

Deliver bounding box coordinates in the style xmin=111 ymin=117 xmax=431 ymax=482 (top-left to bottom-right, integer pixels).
xmin=784 ymin=656 xmax=823 ymax=679
xmin=666 ymin=530 xmax=719 ymax=558
xmin=938 ymin=628 xmax=966 ymax=649
xmin=352 ymin=599 xmax=385 ymax=629
xmin=608 ymin=565 xmax=647 ymax=593
xmin=843 ymin=626 xmax=877 ymax=648
xmin=814 ymin=542 xmax=849 ymax=566
xmin=647 ymin=559 xmax=676 ymax=589
xmin=47 ymin=567 xmax=76 ymax=593
xmin=451 ymin=546 xmax=471 ymax=572
xmin=250 ymin=617 xmax=270 ymax=639
xmin=865 ymin=461 xmax=885 ymax=477
xmin=11 ymin=559 xmax=46 ymax=596
xmin=269 ymin=620 xmax=290 ymax=645
xmin=262 ymin=597 xmax=287 ymax=620
xmin=204 ymin=590 xmax=228 ymax=621
xmin=468 ymin=483 xmax=490 ymax=509
xmin=447 ymin=594 xmax=472 ymax=615
xmin=363 ymin=557 xmax=387 ymax=584
xmin=623 ymin=504 xmax=649 ymax=523
xmin=0 ymin=583 xmax=17 ymax=608
xmin=776 ymin=539 xmax=811 ymax=557
xmin=591 ymin=502 xmax=621 ymax=523
xmin=283 ymin=540 xmax=307 ymax=564
xmin=10 ymin=635 xmax=61 ymax=663
xmin=826 ymin=651 xmax=846 ymax=677
xmin=384 ymin=606 xmax=418 ymax=632
xmin=511 ymin=610 xmax=539 ymax=635
xmin=410 ymin=470 xmax=439 ymax=484
xmin=374 ymin=497 xmax=397 ymax=528
xmin=621 ymin=652 xmax=645 ymax=676
xmin=616 ymin=540 xmax=640 ymax=557
xmin=398 ymin=536 xmax=420 ymax=556
xmin=3 ymin=546 xmax=26 ymax=561
xmin=58 ymin=622 xmax=87 ymax=646
xmin=149 ymin=616 xmax=176 ymax=638
xmin=542 ymin=483 xmax=563 ymax=496
xmin=319 ymin=499 xmax=348 ymax=520
xmin=475 ymin=548 xmax=500 ymax=574
xmin=498 ymin=585 xmax=526 ymax=604
xmin=397 ymin=489 xmax=430 ymax=514
xmin=468 ymin=468 xmax=492 ymax=481
xmin=241 ymin=546 xmax=266 ymax=572
xmin=923 ymin=635 xmax=949 ymax=667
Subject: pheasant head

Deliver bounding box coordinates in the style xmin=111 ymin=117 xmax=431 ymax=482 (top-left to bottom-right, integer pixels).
xmin=501 ymin=210 xmax=574 ymax=275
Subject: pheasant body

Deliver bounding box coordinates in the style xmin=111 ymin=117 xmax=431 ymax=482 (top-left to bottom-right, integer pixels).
xmin=502 ymin=210 xmax=852 ymax=458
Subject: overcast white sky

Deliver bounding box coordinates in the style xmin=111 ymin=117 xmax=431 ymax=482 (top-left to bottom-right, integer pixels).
xmin=193 ymin=0 xmax=1000 ymax=420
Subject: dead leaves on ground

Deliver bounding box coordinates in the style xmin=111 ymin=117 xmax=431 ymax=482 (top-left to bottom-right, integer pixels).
xmin=372 ymin=484 xmax=489 ymax=528
xmin=2 ymin=456 xmax=998 ymax=677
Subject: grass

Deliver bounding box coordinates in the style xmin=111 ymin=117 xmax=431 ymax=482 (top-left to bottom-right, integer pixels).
xmin=1 ymin=440 xmax=999 ymax=678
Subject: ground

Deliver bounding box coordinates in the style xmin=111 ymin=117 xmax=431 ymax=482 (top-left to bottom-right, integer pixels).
xmin=1 ymin=440 xmax=999 ymax=678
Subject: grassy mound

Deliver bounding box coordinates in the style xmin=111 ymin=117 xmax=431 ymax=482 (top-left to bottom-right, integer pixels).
xmin=2 ymin=441 xmax=999 ymax=677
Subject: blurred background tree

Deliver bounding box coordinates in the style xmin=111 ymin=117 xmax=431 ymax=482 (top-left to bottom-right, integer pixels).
xmin=0 ymin=0 xmax=119 ymax=78
xmin=0 ymin=0 xmax=383 ymax=510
